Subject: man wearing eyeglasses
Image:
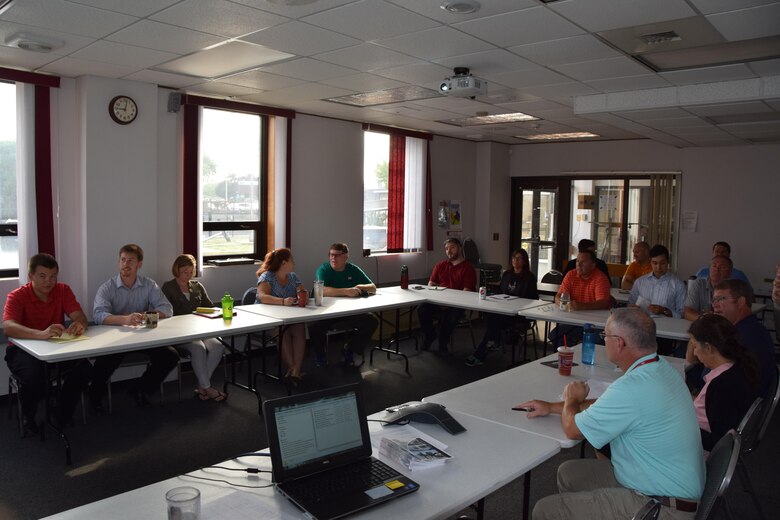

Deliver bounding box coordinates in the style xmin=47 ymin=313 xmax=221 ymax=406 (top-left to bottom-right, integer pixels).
xmin=694 ymin=241 xmax=751 ymax=287
xmin=520 ymin=308 xmax=704 ymax=520
xmin=310 ymin=242 xmax=377 ymax=366
xmin=683 ymin=255 xmax=732 ymax=321
xmin=687 ymin=279 xmax=774 ymax=396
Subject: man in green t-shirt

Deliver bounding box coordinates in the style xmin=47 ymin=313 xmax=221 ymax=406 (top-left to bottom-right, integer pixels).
xmin=311 ymin=242 xmax=378 ymax=366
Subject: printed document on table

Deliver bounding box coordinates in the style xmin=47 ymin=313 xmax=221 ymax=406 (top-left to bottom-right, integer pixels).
xmin=49 ymin=333 xmax=89 ymax=343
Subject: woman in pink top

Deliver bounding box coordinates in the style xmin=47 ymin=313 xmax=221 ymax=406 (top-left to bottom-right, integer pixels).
xmin=688 ymin=314 xmax=759 ymax=451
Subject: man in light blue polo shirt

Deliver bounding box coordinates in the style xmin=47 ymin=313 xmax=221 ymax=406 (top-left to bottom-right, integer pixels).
xmin=519 ymin=308 xmax=704 ymax=519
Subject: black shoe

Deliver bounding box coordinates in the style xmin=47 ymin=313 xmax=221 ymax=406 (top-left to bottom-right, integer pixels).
xmin=22 ymin=417 xmax=40 ymax=437
xmin=127 ymin=388 xmax=150 ymax=407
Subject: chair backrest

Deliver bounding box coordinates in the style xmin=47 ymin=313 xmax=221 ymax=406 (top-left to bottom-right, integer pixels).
xmin=757 ymin=365 xmax=780 ymax=443
xmin=695 ymin=430 xmax=741 ymax=520
xmin=541 ymin=270 xmax=563 ymax=284
xmin=462 ymin=237 xmax=479 ymax=263
xmin=737 ymin=397 xmax=764 ymax=455
xmin=241 ymin=286 xmax=258 ymax=305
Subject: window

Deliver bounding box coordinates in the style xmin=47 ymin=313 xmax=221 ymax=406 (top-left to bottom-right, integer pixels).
xmin=0 ymin=81 xmax=18 ymax=277
xmin=362 ymin=129 xmax=426 ymax=253
xmin=199 ymin=108 xmax=266 ymax=259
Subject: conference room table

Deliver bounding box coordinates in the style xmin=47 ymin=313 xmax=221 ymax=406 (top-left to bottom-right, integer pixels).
xmin=423 ymin=343 xmax=686 ymax=449
xmin=237 ymin=287 xmax=428 ymax=374
xmin=42 ymin=409 xmax=560 ymax=520
xmin=9 ymin=311 xmax=282 ymax=464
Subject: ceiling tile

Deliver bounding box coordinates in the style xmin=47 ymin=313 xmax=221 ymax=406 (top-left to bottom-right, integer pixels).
xmin=261 ymin=82 xmax=355 ymax=102
xmin=487 ymin=67 xmax=572 ymax=89
xmin=509 ymin=35 xmax=621 ymax=66
xmin=301 ymin=0 xmax=438 ymax=41
xmin=684 ymin=100 xmax=772 ymax=116
xmin=240 ymin=21 xmax=359 ymax=57
xmin=687 ymin=0 xmax=777 ymax=16
xmin=107 ymin=20 xmax=223 ymax=55
xmin=373 ymin=61 xmax=452 ymax=85
xmin=521 ymin=82 xmax=600 ymax=103
xmin=319 ymin=73 xmax=406 ymax=91
xmin=65 ymin=0 xmax=180 ymax=17
xmin=260 ymin=57 xmax=358 ymax=81
xmin=454 ymin=7 xmax=584 ymax=47
xmin=706 ymin=3 xmax=780 ymax=41
xmin=230 ymin=0 xmax=357 ymax=19
xmin=548 ymin=0 xmax=696 ymax=33
xmin=186 ymin=82 xmax=262 ymax=97
xmin=39 ymin=56 xmax=140 ymax=78
xmin=315 ymin=43 xmax=417 ymax=72
xmin=2 ymin=0 xmax=137 ymax=38
xmin=377 ymin=26 xmax=494 ymax=61
xmin=551 ymin=56 xmax=651 ymax=81
xmin=586 ymin=74 xmax=672 ymax=92
xmin=659 ymin=63 xmax=757 ymax=85
xmin=72 ymin=40 xmax=178 ymax=69
xmin=218 ymin=69 xmax=307 ymax=91
xmin=151 ymin=0 xmax=289 ymax=38
xmin=748 ymin=57 xmax=780 ymax=76
xmin=0 ymin=45 xmax=61 ymax=70
xmin=617 ymin=107 xmax=691 ymax=120
xmin=765 ymin=98 xmax=780 ymax=110
xmin=435 ymin=49 xmax=537 ymax=76
xmin=123 ymin=69 xmax=204 ymax=88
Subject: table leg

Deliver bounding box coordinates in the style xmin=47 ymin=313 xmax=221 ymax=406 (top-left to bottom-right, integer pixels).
xmin=523 ymin=470 xmax=531 ymax=520
xmin=369 ymin=308 xmax=412 ymax=374
xmin=43 ymin=362 xmax=72 ymax=465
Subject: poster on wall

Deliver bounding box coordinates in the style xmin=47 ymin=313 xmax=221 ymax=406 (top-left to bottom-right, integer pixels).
xmin=438 ymin=201 xmax=449 ymax=228
xmin=449 ymin=200 xmax=462 ymax=230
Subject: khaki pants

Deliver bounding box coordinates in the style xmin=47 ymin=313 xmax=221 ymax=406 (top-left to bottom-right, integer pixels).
xmin=532 ymin=459 xmax=695 ymax=520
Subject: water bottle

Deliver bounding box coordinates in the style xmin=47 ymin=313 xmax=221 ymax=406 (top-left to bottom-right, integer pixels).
xmin=221 ymin=291 xmax=233 ymax=320
xmin=400 ymin=265 xmax=409 ymax=290
xmin=559 ymin=291 xmax=571 ymax=312
xmin=582 ymin=323 xmax=596 ymax=365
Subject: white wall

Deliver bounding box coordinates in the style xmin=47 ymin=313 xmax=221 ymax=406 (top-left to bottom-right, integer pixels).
xmin=509 ymin=140 xmax=780 ymax=284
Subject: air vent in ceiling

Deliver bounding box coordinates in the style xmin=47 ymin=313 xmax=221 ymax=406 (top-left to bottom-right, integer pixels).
xmin=639 ymin=31 xmax=681 ymax=45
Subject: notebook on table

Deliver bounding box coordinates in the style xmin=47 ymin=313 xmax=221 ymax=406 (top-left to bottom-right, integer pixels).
xmin=263 ymin=383 xmax=420 ymax=520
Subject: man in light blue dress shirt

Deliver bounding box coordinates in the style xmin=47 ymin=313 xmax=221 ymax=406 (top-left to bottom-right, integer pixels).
xmin=629 ymin=245 xmax=686 ymax=319
xmin=87 ymin=244 xmax=177 ymax=411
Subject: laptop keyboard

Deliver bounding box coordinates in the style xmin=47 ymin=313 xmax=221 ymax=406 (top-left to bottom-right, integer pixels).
xmin=285 ymin=458 xmax=400 ymax=502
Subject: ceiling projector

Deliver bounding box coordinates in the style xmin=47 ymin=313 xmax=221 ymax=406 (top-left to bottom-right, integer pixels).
xmin=439 ymin=67 xmax=487 ymax=98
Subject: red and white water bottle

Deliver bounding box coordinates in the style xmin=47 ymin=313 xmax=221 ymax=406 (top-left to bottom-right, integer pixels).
xmin=400 ymin=265 xmax=409 ymax=289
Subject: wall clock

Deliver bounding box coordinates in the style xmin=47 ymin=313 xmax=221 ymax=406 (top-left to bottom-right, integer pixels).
xmin=109 ymin=95 xmax=138 ymax=125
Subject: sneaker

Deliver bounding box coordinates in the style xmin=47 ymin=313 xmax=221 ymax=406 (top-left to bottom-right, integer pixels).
xmin=342 ymin=348 xmax=355 ymax=366
xmin=464 ymin=355 xmax=483 ymax=367
xmin=314 ymin=352 xmax=327 ymax=367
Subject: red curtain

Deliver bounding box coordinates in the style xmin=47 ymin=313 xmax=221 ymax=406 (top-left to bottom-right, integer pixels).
xmin=182 ymin=104 xmax=199 ymax=256
xmin=34 ymin=85 xmax=55 ymax=255
xmin=386 ymin=134 xmax=405 ymax=252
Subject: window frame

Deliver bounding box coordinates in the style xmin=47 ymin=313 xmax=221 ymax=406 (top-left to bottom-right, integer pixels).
xmin=180 ymin=95 xmax=293 ymax=263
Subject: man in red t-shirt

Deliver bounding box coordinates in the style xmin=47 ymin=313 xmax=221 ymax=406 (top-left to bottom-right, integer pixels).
xmin=550 ymin=250 xmax=611 ymax=347
xmin=3 ymin=254 xmax=91 ymax=434
xmin=418 ymin=238 xmax=477 ymax=353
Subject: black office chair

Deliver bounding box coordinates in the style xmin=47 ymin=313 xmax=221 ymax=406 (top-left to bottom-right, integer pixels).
xmin=540 ymin=270 xmax=564 ymax=284
xmin=462 ymin=237 xmax=502 ymax=288
xmin=696 ymin=429 xmax=741 ymax=520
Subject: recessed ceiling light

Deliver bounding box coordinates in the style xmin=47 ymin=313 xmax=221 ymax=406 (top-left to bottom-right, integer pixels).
xmin=518 ymin=132 xmax=600 ymax=141
xmin=5 ymin=32 xmax=63 ymax=53
xmin=440 ymin=1 xmax=480 ymax=15
xmin=440 ymin=112 xmax=539 ymax=127
xmin=325 ymin=86 xmax=442 ymax=107
xmin=154 ymin=41 xmax=294 ymax=79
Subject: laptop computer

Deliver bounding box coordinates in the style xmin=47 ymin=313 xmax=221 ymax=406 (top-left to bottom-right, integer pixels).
xmin=263 ymin=383 xmax=420 ymax=520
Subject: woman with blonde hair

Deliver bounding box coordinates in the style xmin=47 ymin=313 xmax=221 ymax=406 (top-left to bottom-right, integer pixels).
xmin=256 ymin=248 xmax=307 ymax=383
xmin=162 ymin=254 xmax=227 ymax=401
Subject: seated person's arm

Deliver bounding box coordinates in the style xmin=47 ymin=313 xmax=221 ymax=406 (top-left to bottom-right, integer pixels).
xmin=65 ymin=310 xmax=88 ymax=336
xmin=621 ymin=274 xmax=635 ymax=290
xmin=3 ymin=319 xmax=66 ymax=340
xmin=257 ymin=282 xmax=294 ymax=306
xmin=323 ymin=285 xmax=363 ymax=297
xmin=685 ymin=339 xmax=699 ymax=365
xmin=149 ymin=286 xmax=172 ymax=319
xmin=570 ymin=298 xmax=611 ymax=311
xmin=93 ymin=286 xmax=138 ymax=326
xmin=684 ymin=306 xmax=701 ymax=321
xmin=355 ymin=282 xmax=376 ymax=294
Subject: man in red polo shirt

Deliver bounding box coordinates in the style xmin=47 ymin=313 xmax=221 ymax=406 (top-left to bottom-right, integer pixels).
xmin=418 ymin=237 xmax=477 ymax=353
xmin=550 ymin=250 xmax=612 ymax=347
xmin=3 ymin=254 xmax=91 ymax=434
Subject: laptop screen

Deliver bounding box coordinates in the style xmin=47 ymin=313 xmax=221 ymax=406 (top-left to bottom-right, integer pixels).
xmin=264 ymin=383 xmax=373 ymax=482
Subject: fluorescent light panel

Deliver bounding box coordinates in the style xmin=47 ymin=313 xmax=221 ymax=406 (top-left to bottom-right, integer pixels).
xmin=518 ymin=132 xmax=600 ymax=141
xmin=440 ymin=112 xmax=539 ymax=127
xmin=155 ymin=41 xmax=295 ymax=79
xmin=325 ymin=86 xmax=442 ymax=107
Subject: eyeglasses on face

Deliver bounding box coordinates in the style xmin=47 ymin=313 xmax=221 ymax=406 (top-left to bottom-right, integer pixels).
xmin=598 ymin=331 xmax=621 ymax=342
xmin=329 ymin=252 xmax=345 ymax=258
xmin=712 ymin=296 xmax=736 ymax=304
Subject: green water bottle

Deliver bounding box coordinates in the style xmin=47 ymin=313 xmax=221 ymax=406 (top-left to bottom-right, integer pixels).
xmin=221 ymin=291 xmax=233 ymax=320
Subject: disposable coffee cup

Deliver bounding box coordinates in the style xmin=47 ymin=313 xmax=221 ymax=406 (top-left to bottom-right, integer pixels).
xmin=557 ymin=347 xmax=574 ymax=376
xmin=144 ymin=311 xmax=159 ymax=329
xmin=166 ymin=486 xmax=200 ymax=520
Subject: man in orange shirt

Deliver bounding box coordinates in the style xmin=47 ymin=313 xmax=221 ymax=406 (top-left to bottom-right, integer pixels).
xmin=551 ymin=251 xmax=612 ymax=347
xmin=620 ymin=241 xmax=651 ymax=290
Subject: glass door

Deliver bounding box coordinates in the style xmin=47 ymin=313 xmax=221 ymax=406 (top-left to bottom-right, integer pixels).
xmin=520 ymin=189 xmax=557 ymax=279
